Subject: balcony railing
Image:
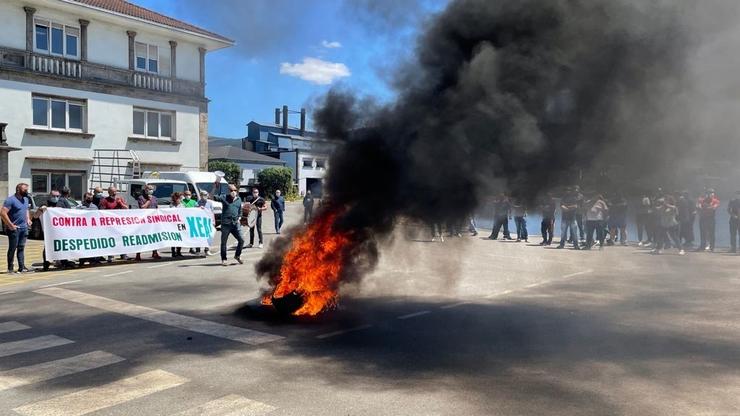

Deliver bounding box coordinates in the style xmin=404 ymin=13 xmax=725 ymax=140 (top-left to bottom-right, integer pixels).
xmin=0 ymin=47 xmax=202 ymax=97
xmin=31 ymin=55 xmax=82 ymax=78
xmin=132 ymin=72 xmax=172 ymax=92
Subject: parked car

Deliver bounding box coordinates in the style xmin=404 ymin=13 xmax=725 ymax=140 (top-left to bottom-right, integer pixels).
xmin=117 ymin=179 xmax=190 ymax=208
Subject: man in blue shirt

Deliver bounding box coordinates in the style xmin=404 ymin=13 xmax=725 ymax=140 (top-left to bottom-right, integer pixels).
xmin=1 ymin=183 xmax=33 ymax=273
xmin=271 ymin=189 xmax=286 ymax=234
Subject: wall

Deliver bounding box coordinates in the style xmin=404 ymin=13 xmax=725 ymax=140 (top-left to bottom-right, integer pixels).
xmin=0 ymin=78 xmax=200 ymax=195
xmin=0 ymin=1 xmax=26 ymax=50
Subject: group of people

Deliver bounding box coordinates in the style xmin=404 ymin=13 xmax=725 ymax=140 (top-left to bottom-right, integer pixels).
xmin=0 ymin=180 xmax=306 ymax=273
xmin=437 ymin=186 xmax=736 ymax=255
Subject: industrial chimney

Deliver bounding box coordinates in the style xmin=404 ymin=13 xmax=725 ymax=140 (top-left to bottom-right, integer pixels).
xmin=282 ymin=105 xmax=288 ymax=134
xmin=300 ymin=108 xmax=306 ymax=136
xmin=274 ymin=108 xmax=281 ymax=125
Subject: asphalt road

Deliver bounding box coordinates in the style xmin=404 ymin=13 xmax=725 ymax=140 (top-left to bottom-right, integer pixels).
xmin=1 ymin=205 xmax=739 ymax=415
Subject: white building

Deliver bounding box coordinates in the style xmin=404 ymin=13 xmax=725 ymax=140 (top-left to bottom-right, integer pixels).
xmin=0 ymin=0 xmax=233 ymax=200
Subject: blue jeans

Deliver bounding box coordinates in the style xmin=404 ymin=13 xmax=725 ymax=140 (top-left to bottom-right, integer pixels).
xmin=559 ymin=218 xmax=579 ymax=248
xmin=514 ymin=216 xmax=528 ymax=240
xmin=274 ymin=210 xmax=284 ymax=233
xmin=7 ymin=228 xmax=28 ymax=271
xmin=220 ymin=223 xmax=244 ymax=261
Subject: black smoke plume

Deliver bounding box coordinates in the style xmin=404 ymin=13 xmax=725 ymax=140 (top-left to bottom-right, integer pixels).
xmin=257 ymin=0 xmax=705 ymax=294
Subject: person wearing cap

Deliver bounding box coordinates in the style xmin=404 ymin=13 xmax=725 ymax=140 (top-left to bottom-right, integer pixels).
xmin=728 ymin=190 xmax=740 ymax=253
xmin=697 ymin=188 xmax=720 ymax=252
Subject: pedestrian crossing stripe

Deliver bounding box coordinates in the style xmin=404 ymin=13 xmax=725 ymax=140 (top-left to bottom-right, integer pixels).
xmin=12 ymin=369 xmax=188 ymax=416
xmin=174 ymin=394 xmax=276 ymax=416
xmin=0 ymin=335 xmax=73 ymax=358
xmin=35 ymin=287 xmax=284 ymax=345
xmin=0 ymin=350 xmax=124 ymax=391
xmin=0 ymin=321 xmax=30 ymax=334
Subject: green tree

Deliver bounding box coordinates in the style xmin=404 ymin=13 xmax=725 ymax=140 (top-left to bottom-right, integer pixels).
xmin=257 ymin=167 xmax=294 ymax=199
xmin=208 ymin=160 xmax=241 ymax=185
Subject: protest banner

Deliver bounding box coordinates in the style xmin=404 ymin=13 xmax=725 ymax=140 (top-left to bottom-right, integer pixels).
xmin=41 ymin=207 xmax=215 ymax=261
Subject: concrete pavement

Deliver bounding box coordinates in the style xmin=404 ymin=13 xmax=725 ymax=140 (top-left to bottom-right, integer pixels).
xmin=1 ymin=203 xmax=740 ymax=415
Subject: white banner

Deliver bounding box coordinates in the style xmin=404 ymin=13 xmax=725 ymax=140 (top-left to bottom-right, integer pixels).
xmin=42 ymin=207 xmax=215 ymax=261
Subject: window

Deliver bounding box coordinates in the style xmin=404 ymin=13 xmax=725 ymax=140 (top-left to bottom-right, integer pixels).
xmin=31 ymin=171 xmax=86 ymax=200
xmin=132 ymin=108 xmax=174 ymax=138
xmin=315 ymin=159 xmax=326 ymax=169
xmin=135 ymin=42 xmax=159 ymax=73
xmin=34 ymin=19 xmax=79 ymax=59
xmin=32 ymin=96 xmax=86 ymax=131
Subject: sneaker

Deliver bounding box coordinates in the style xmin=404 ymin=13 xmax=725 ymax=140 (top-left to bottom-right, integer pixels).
xmin=471 ymin=231 xmax=478 ymax=236
xmin=456 ymin=233 xmax=463 ymax=238
xmin=539 ymin=241 xmax=546 ymax=246
xmin=246 ymin=244 xmax=253 ymax=248
xmin=439 ymin=236 xmax=445 ymax=243
xmin=258 ymin=243 xmax=263 ymax=249
xmin=221 ymin=260 xmax=228 ymax=266
xmin=431 ymin=237 xmax=437 ymax=242
xmin=644 ymin=242 xmax=652 ymax=247
xmin=18 ymin=267 xmax=34 ymax=273
xmin=515 ymin=239 xmax=521 ymax=242
xmin=234 ymin=256 xmax=243 ymax=265
xmin=6 ymin=269 xmax=16 ymax=274
xmin=679 ymin=249 xmax=686 ymax=255
xmin=705 ymin=246 xmax=711 ymax=251
xmin=189 ymin=248 xmax=196 ymax=254
xmin=488 ymin=236 xmax=497 ymax=240
xmin=556 ymin=245 xmax=564 ymax=249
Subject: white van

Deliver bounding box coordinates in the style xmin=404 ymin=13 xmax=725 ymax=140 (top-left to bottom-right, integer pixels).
xmin=118 ymin=179 xmax=190 ymax=208
xmin=155 ymin=171 xmax=229 ymax=225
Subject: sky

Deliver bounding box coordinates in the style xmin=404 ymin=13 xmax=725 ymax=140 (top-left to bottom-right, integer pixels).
xmin=131 ymin=0 xmax=448 ymax=138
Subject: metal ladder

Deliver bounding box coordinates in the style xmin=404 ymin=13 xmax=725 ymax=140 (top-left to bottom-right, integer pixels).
xmin=90 ymin=149 xmax=141 ymax=191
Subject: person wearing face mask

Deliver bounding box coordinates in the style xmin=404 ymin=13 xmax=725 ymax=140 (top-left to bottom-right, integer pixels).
xmin=99 ymin=186 xmax=129 ymax=262
xmin=211 ymin=181 xmax=244 ymax=266
xmin=135 ymin=186 xmax=161 ymax=261
xmin=92 ymin=186 xmax=104 ymax=208
xmin=271 ymin=189 xmax=286 ymax=234
xmin=1 ymin=183 xmax=33 ymax=274
xmin=38 ymin=190 xmax=75 ymax=270
xmin=195 ymin=190 xmax=214 ymax=257
xmin=77 ymin=192 xmax=102 ymax=267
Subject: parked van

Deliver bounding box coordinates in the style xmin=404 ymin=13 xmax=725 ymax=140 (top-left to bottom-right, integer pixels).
xmin=155 ymin=171 xmax=229 ymax=225
xmin=118 ymin=179 xmax=189 ymax=209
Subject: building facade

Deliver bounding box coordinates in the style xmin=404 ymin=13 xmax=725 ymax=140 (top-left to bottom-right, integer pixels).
xmin=0 ymin=0 xmax=232 ymax=200
xmin=208 ymin=137 xmax=285 ymax=186
xmin=244 ymin=107 xmax=337 ymax=197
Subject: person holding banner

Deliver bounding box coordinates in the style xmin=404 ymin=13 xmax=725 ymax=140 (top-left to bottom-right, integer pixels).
xmin=99 ymin=186 xmax=129 ymax=262
xmin=170 ymin=192 xmax=184 ymax=258
xmin=136 ymin=186 xmax=161 ymax=261
xmin=77 ymin=192 xmax=103 ymax=267
xmin=196 ymin=190 xmax=214 ymax=257
xmin=212 ymin=180 xmax=244 ymax=266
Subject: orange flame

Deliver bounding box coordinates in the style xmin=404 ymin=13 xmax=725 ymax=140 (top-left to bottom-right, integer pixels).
xmin=265 ymin=211 xmax=351 ymax=316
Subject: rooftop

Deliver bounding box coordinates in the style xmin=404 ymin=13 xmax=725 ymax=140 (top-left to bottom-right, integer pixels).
xmin=208 ymin=145 xmax=285 ymax=165
xmin=67 ymin=0 xmax=234 ymax=44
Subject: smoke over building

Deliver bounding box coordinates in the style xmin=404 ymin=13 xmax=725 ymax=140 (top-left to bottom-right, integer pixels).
xmin=257 ymin=0 xmax=733 ymax=314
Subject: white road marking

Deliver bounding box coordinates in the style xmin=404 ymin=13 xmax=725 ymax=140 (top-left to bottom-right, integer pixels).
xmin=0 ymin=350 xmax=124 ymax=391
xmin=103 ymin=270 xmax=133 ymax=278
xmin=146 ymin=263 xmax=172 ymax=269
xmin=524 ymin=283 xmax=542 ymax=288
xmin=316 ymin=324 xmax=373 ymax=339
xmin=440 ymin=301 xmax=472 ymax=310
xmin=39 ymin=280 xmax=81 ymax=288
xmin=0 ymin=321 xmax=31 ymax=334
xmin=561 ymin=269 xmax=593 ymax=278
xmin=0 ymin=335 xmax=73 ymax=358
xmin=35 ymin=288 xmax=284 ymax=345
xmin=397 ymin=310 xmax=431 ymax=320
xmin=485 ymin=289 xmax=513 ymax=299
xmin=12 ymin=369 xmax=188 ymax=416
xmin=0 ymin=291 xmax=16 ymax=296
xmin=174 ymin=394 xmax=276 ymax=416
